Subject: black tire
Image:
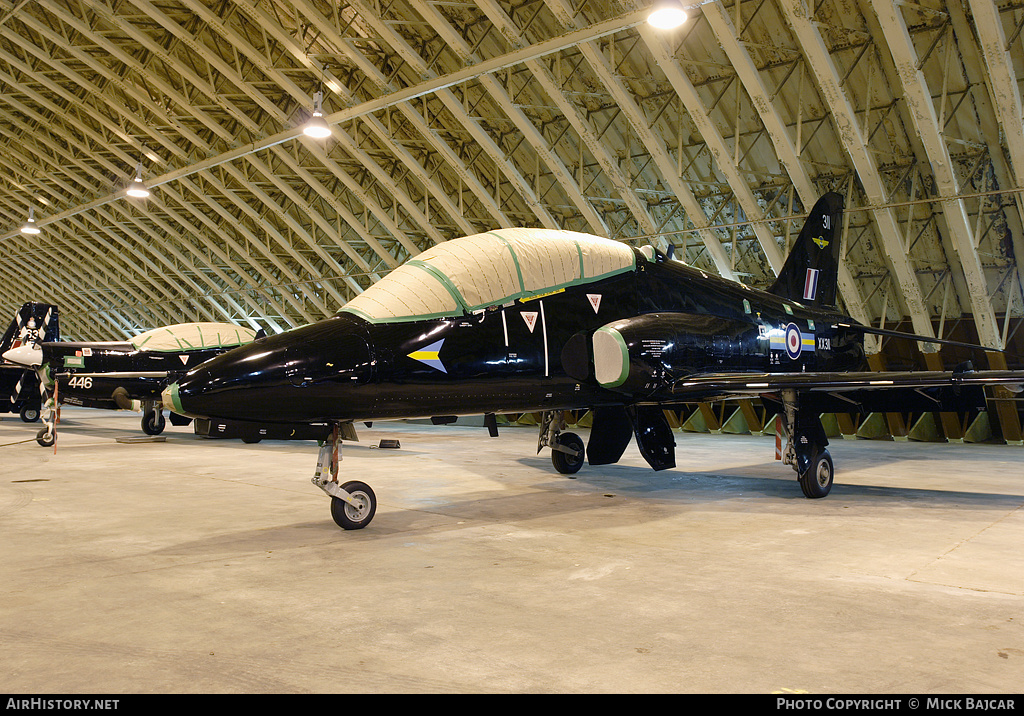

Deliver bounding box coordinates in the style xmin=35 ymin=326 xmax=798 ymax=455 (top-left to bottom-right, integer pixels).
xmin=20 ymin=405 xmax=40 ymax=423
xmin=330 ymin=481 xmax=376 ymax=530
xmin=551 ymin=432 xmax=585 ymax=475
xmin=36 ymin=428 xmax=55 ymax=447
xmin=142 ymin=411 xmax=166 ymax=436
xmin=798 ymin=448 xmax=833 ymax=498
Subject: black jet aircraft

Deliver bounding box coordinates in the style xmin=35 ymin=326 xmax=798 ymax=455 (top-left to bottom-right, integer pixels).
xmin=4 ymin=321 xmax=263 ymax=446
xmin=163 ymin=193 xmax=1023 ymax=530
xmin=0 ymin=302 xmax=59 ymax=423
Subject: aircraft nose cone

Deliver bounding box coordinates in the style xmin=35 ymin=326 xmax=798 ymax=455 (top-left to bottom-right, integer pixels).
xmin=166 ymin=315 xmax=373 ymax=424
xmin=2 ymin=344 xmax=42 ymax=367
xmin=163 ymin=365 xmax=219 ymax=418
xmin=166 ymin=352 xmax=258 ymax=420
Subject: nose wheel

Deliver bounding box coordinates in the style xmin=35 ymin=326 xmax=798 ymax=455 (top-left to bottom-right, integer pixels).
xmin=36 ymin=426 xmax=55 ymax=447
xmin=141 ymin=403 xmax=166 ymax=435
xmin=312 ymin=422 xmax=377 ymax=530
xmin=329 ymin=481 xmax=377 ymax=530
xmin=36 ymin=383 xmax=59 ymax=448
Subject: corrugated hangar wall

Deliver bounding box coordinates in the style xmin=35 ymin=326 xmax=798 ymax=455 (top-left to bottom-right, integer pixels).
xmin=1 ymin=0 xmax=1022 ymax=439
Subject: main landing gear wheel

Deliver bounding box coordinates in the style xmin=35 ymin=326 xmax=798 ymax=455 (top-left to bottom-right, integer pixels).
xmin=20 ymin=405 xmax=40 ymax=423
xmin=36 ymin=427 xmax=55 ymax=447
xmin=551 ymin=432 xmax=585 ymax=475
xmin=330 ymin=481 xmax=376 ymax=530
xmin=798 ymin=448 xmax=833 ymax=499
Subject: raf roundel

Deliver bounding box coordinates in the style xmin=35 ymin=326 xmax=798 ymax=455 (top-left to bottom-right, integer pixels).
xmin=785 ymin=323 xmax=803 ymax=360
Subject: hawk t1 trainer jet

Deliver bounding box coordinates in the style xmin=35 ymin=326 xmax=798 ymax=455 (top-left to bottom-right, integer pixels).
xmin=0 ymin=302 xmax=59 ymax=423
xmin=4 ymin=321 xmax=262 ymax=446
xmin=163 ymin=193 xmax=1023 ymax=530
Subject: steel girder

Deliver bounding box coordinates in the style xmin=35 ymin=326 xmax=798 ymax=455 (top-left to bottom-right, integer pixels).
xmin=0 ymin=0 xmax=1019 ymax=346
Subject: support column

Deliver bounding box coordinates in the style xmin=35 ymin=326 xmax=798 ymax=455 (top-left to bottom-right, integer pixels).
xmin=923 ymin=352 xmax=964 ymax=442
xmin=986 ymin=351 xmax=1023 ymax=445
xmin=867 ymin=353 xmax=907 ymax=440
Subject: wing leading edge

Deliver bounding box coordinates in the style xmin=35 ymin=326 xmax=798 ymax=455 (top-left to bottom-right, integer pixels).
xmin=667 ymin=367 xmax=1022 ymax=417
xmin=671 ymin=368 xmax=1024 ymax=395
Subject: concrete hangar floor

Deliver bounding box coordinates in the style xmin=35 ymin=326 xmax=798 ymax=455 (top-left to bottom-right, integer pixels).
xmin=1 ymin=406 xmax=1023 ymax=694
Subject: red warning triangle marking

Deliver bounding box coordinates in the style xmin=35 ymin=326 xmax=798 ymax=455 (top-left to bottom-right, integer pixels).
xmin=587 ymin=294 xmax=602 ymax=313
xmin=521 ymin=311 xmax=538 ymax=333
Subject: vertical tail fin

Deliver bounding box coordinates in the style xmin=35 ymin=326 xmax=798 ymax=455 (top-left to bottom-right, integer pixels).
xmin=1 ymin=302 xmax=60 ymax=354
xmin=768 ymin=192 xmax=844 ymax=309
xmin=2 ymin=303 xmax=58 ymax=406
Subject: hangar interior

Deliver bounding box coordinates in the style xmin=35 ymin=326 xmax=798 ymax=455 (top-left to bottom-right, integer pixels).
xmin=2 ymin=0 xmax=1024 ymax=436
xmin=1 ymin=0 xmax=1024 ymax=694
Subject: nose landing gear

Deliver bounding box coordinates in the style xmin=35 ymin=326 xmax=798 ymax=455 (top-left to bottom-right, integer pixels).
xmin=141 ymin=401 xmax=166 ymax=435
xmin=312 ymin=422 xmax=378 ymax=530
xmin=36 ymin=382 xmax=58 ymax=448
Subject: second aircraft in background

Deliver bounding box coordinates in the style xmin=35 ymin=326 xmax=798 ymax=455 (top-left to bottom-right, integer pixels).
xmin=4 ymin=320 xmax=263 ymax=446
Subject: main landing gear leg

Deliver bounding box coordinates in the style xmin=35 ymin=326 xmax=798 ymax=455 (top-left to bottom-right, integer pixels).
xmin=780 ymin=389 xmax=833 ymax=499
xmin=538 ymin=410 xmax=585 ymax=475
xmin=311 ymin=422 xmax=377 ymax=530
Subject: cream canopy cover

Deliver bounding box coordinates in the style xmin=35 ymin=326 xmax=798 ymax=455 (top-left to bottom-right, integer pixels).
xmin=128 ymin=323 xmax=258 ymax=352
xmin=340 ymin=229 xmax=637 ymax=323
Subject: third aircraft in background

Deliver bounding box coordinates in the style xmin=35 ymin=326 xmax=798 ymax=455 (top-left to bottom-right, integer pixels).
xmin=0 ymin=302 xmax=58 ymax=424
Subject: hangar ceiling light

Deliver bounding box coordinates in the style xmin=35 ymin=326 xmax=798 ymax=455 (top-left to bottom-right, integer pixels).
xmin=125 ymin=162 xmax=150 ymax=199
xmin=19 ymin=208 xmax=40 ymax=236
xmin=303 ymin=90 xmax=332 ymax=139
xmin=647 ymin=0 xmax=688 ymax=29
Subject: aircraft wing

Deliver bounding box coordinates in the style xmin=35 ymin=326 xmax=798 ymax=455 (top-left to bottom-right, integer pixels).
xmin=666 ymin=368 xmax=1023 ymax=415
xmin=53 ymin=371 xmax=170 ymax=379
xmin=671 ymin=369 xmax=1024 ymax=395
